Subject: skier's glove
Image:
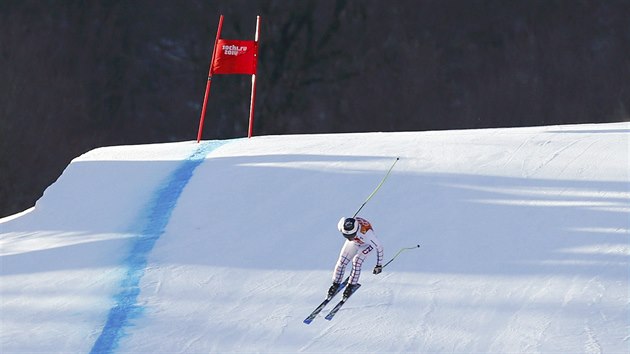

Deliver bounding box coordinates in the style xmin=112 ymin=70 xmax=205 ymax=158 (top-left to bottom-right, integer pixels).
xmin=373 ymin=265 xmax=383 ymax=275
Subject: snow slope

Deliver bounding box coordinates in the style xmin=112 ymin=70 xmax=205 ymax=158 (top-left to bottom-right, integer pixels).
xmin=1 ymin=123 xmax=629 ymax=353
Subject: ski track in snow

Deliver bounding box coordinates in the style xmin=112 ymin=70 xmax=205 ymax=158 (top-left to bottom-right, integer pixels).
xmin=582 ymin=276 xmax=605 ymax=354
xmin=406 ymin=279 xmax=441 ymax=352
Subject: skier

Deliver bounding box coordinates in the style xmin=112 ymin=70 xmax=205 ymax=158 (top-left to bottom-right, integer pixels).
xmin=329 ymin=216 xmax=384 ymax=298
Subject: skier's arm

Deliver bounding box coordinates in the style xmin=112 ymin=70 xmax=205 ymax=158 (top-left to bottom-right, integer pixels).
xmin=370 ymin=233 xmax=384 ymax=274
xmin=376 ymin=243 xmax=384 ymax=266
xmin=374 ymin=236 xmax=384 ymax=266
xmin=372 ymin=242 xmax=384 ymax=274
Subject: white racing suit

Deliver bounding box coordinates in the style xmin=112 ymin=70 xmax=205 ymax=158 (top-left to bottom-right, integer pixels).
xmin=332 ymin=217 xmax=384 ymax=285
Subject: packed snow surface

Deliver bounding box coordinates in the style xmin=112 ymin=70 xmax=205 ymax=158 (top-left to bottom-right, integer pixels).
xmin=1 ymin=123 xmax=629 ymax=353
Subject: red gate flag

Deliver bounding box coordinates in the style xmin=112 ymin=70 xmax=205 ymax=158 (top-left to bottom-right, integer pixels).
xmin=212 ymin=39 xmax=257 ymax=75
xmin=196 ymin=15 xmax=261 ymax=142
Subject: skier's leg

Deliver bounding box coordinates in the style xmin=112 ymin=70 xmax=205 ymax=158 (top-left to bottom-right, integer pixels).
xmin=348 ymin=254 xmax=365 ymax=285
xmin=332 ymin=241 xmax=359 ymax=283
xmin=348 ymin=244 xmax=374 ymax=285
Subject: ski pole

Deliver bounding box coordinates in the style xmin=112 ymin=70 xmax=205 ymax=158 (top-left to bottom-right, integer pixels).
xmin=382 ymin=244 xmax=420 ymax=269
xmin=353 ymin=157 xmax=399 ymax=218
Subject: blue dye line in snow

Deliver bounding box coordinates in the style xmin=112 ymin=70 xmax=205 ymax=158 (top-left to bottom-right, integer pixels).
xmin=89 ymin=140 xmax=228 ymax=354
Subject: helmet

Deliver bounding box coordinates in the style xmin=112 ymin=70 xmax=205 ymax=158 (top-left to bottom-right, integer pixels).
xmin=338 ymin=217 xmax=358 ymax=240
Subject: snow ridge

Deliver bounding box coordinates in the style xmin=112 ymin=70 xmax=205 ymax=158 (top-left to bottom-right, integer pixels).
xmin=1 ymin=123 xmax=628 ymax=353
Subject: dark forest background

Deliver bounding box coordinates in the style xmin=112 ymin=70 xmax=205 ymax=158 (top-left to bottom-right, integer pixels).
xmin=1 ymin=0 xmax=629 ymax=218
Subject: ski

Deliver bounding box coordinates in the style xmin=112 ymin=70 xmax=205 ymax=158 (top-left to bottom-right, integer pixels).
xmin=303 ymin=277 xmax=349 ymax=324
xmin=325 ymin=283 xmax=361 ymax=321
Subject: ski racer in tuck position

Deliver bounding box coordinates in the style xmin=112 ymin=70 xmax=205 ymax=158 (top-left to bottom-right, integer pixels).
xmin=329 ymin=216 xmax=384 ymax=298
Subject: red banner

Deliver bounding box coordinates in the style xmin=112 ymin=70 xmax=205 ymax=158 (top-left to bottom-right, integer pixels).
xmin=197 ymin=15 xmax=261 ymax=142
xmin=212 ymin=39 xmax=257 ymax=75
